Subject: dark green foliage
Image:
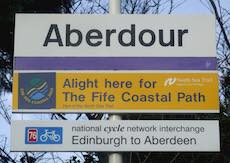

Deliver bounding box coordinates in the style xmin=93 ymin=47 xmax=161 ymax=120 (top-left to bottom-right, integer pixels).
xmin=0 ymin=0 xmax=73 ymax=92
xmin=221 ymin=70 xmax=230 ymax=112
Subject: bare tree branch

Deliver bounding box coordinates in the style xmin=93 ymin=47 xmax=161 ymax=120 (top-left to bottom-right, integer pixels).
xmin=0 ymin=147 xmax=16 ymax=163
xmin=209 ymin=0 xmax=230 ymax=50
xmin=170 ymin=153 xmax=180 ymax=163
xmin=0 ymin=97 xmax=11 ymax=125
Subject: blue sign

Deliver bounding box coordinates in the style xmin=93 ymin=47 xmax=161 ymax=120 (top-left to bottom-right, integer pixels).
xmin=25 ymin=127 xmax=63 ymax=144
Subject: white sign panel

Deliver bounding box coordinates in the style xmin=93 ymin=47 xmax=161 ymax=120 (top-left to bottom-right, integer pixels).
xmin=14 ymin=14 xmax=215 ymax=57
xmin=11 ymin=120 xmax=220 ymax=152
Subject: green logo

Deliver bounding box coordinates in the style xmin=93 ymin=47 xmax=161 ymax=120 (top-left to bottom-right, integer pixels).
xmin=19 ymin=73 xmax=56 ymax=109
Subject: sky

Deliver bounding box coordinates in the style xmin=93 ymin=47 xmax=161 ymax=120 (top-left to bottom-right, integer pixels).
xmin=175 ymin=1 xmax=211 ymax=14
xmin=0 ymin=93 xmax=11 ymax=149
xmin=172 ymin=0 xmax=230 ymax=14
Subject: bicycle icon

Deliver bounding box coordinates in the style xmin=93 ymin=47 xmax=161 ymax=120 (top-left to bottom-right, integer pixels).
xmin=40 ymin=129 xmax=61 ymax=142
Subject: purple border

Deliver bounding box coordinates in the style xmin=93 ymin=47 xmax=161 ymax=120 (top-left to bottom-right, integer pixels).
xmin=14 ymin=57 xmax=217 ymax=70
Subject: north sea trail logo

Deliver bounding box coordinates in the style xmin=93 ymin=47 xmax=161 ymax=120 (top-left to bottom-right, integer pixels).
xmin=164 ymin=78 xmax=176 ymax=86
xmin=19 ymin=73 xmax=56 ymax=109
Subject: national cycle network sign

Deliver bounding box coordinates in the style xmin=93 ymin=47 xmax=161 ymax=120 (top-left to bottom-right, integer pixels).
xmin=13 ymin=14 xmax=219 ymax=113
xmin=25 ymin=127 xmax=63 ymax=144
xmin=11 ymin=120 xmax=220 ymax=152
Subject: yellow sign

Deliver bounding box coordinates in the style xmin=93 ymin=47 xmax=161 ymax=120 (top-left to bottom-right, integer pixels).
xmin=13 ymin=72 xmax=219 ymax=112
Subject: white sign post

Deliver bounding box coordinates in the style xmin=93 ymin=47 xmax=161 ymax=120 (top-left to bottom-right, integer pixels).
xmin=109 ymin=0 xmax=122 ymax=163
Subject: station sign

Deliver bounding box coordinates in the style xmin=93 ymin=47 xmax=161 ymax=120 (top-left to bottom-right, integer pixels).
xmin=11 ymin=120 xmax=220 ymax=152
xmin=14 ymin=14 xmax=215 ymax=58
xmin=13 ymin=14 xmax=218 ymax=113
